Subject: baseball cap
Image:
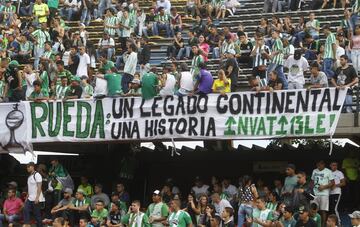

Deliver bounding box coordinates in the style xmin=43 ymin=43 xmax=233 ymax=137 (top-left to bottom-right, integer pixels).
xmin=72 ymin=77 xmax=81 ymax=82
xmin=298 ymin=206 xmax=309 ymax=214
xmin=226 ymin=49 xmax=236 ymax=55
xmin=349 ymin=211 xmax=360 ymax=219
xmin=9 ymin=60 xmax=20 ymax=67
xmin=76 ymin=189 xmax=85 ymax=195
xmin=153 ymin=190 xmax=161 ymax=195
xmin=64 ymin=188 xmax=73 ymax=195
xmin=7 ymin=181 xmax=18 ymax=188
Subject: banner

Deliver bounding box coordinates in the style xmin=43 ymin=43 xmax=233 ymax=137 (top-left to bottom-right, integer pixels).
xmin=0 ymin=88 xmax=349 ymax=152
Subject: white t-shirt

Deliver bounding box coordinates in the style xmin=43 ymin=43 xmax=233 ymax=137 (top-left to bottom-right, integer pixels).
xmin=191 ymin=185 xmax=209 ymax=199
xmin=27 ymin=172 xmax=45 ymax=202
xmin=311 ymin=167 xmax=334 ymax=196
xmin=159 ymin=74 xmax=176 ymax=96
xmin=77 ymin=53 xmax=91 ymax=77
xmin=223 ymin=184 xmax=238 ymax=199
xmin=98 ymin=38 xmax=115 ymax=48
xmin=214 ymin=199 xmax=233 ymax=217
xmin=330 ymin=170 xmax=345 ymax=195
xmin=94 ymin=77 xmax=108 ymax=96
xmin=25 ymin=73 xmax=37 ymax=99
xmin=284 ymin=56 xmax=309 ymax=85
xmin=179 ymin=71 xmax=194 ymax=91
xmin=62 ymin=51 xmax=71 ymax=66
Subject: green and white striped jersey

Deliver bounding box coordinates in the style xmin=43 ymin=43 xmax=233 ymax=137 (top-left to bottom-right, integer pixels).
xmin=324 ymin=32 xmax=336 ymax=59
xmin=271 ymin=38 xmax=284 ymax=65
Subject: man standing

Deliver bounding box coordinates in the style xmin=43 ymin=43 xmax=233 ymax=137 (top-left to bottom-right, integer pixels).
xmin=311 ymin=160 xmax=335 ymax=227
xmin=224 ymin=49 xmax=239 ymax=92
xmin=322 ymin=25 xmax=337 ymax=78
xmin=146 ymin=190 xmax=169 ymax=227
xmin=123 ymin=44 xmax=138 ymax=94
xmin=190 ymin=46 xmax=204 ymax=78
xmin=122 ymin=200 xmax=151 ymax=227
xmin=268 ymin=30 xmax=288 ymax=89
xmin=31 ymin=22 xmax=50 ymax=70
xmin=76 ymin=46 xmax=90 ymax=78
xmin=329 ymin=161 xmax=346 ymax=224
xmin=23 ymin=162 xmax=45 ymax=227
xmin=167 ymin=199 xmax=192 ymax=227
xmin=0 ymin=189 xmax=23 ymax=227
xmin=293 ymin=171 xmax=314 ymax=210
xmin=331 ymin=55 xmax=359 ymax=113
xmin=282 ymin=164 xmax=297 ymax=206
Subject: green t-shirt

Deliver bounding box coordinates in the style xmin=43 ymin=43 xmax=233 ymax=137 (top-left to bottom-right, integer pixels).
xmin=311 ymin=213 xmax=321 ymax=227
xmin=146 ymin=202 xmax=169 ymax=221
xmin=168 ymin=210 xmax=192 ymax=227
xmin=141 ymin=72 xmax=158 ymax=100
xmin=101 ymin=61 xmax=115 ymax=72
xmin=30 ymin=90 xmax=48 ymax=99
xmin=58 ymin=69 xmax=73 ymax=85
xmin=47 ymin=0 xmax=59 ymax=9
xmin=40 ymin=71 xmax=49 ymax=96
xmin=77 ymin=184 xmax=94 ymax=197
xmin=281 ymin=217 xmax=296 ymax=227
xmin=91 ymin=208 xmax=109 ymax=222
xmin=104 ymin=73 xmax=122 ymax=96
xmin=252 ymin=208 xmax=273 ymax=227
xmin=121 ymin=212 xmax=150 ymax=227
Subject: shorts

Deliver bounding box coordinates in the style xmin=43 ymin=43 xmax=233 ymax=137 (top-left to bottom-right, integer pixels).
xmin=312 ymin=195 xmax=329 ymax=211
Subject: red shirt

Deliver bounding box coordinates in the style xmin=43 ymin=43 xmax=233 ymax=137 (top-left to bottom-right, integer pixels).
xmin=4 ymin=197 xmax=23 ymax=215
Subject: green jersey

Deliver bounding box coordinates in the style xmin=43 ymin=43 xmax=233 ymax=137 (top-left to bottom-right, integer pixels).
xmin=104 ymin=73 xmax=122 ymax=96
xmin=31 ymin=29 xmax=50 ymax=49
xmin=40 ymin=71 xmax=49 ymax=96
xmin=47 ymin=0 xmax=59 ymax=9
xmin=252 ymin=208 xmax=272 ymax=227
xmin=42 ymin=50 xmax=55 ymax=61
xmin=311 ymin=213 xmax=321 ymax=227
xmin=56 ymin=85 xmax=69 ymax=99
xmin=91 ymin=208 xmax=109 ymax=223
xmin=82 ymin=84 xmax=94 ymax=98
xmin=146 ymin=202 xmax=169 ymax=227
xmin=271 ymin=38 xmax=284 ymax=65
xmin=324 ymin=32 xmax=336 ymax=59
xmin=122 ymin=212 xmax=151 ymax=227
xmin=30 ymin=90 xmax=48 ymax=99
xmin=73 ymin=197 xmax=90 ymax=208
xmin=190 ymin=55 xmax=204 ymax=77
xmin=167 ymin=210 xmax=192 ymax=227
xmin=105 ymin=16 xmax=119 ymax=37
xmin=100 ymin=60 xmax=115 ymax=73
xmin=141 ymin=72 xmax=158 ymax=100
xmin=57 ymin=69 xmax=73 ymax=85
xmin=155 ymin=13 xmax=170 ymax=23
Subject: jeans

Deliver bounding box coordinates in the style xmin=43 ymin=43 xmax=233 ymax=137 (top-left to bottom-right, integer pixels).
xmin=238 ymin=204 xmax=253 ymax=227
xmin=122 ymin=73 xmax=134 ymax=94
xmin=344 ymin=94 xmax=353 ymax=113
xmin=34 ymin=46 xmax=44 ymax=71
xmin=152 ymin=22 xmax=171 ymax=37
xmin=19 ymin=3 xmax=34 ymax=16
xmin=176 ymin=48 xmax=186 ymax=60
xmin=263 ymin=0 xmax=278 ymax=12
xmin=267 ymin=63 xmax=288 ymax=89
xmin=81 ymin=8 xmax=91 ymax=26
xmin=277 ymin=0 xmax=288 ymax=11
xmin=23 ymin=200 xmax=42 ymax=227
xmin=322 ymin=58 xmax=335 ymax=78
xmin=98 ymin=0 xmax=112 ymax=18
xmin=61 ymin=8 xmax=79 ymax=21
xmin=185 ymin=46 xmax=193 ymax=58
xmin=0 ymin=214 xmax=20 ymax=227
xmin=304 ymin=49 xmax=317 ymax=61
xmin=351 ymin=49 xmax=360 ymax=73
xmin=351 ymin=13 xmax=358 ymax=32
xmin=212 ymin=47 xmax=220 ymax=59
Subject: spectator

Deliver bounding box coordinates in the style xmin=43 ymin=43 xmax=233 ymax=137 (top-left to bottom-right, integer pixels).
xmin=0 ymin=189 xmax=23 ymax=227
xmin=175 ymin=63 xmax=193 ymax=96
xmin=68 ymin=46 xmax=80 ymax=76
xmin=322 ymin=25 xmax=337 ymax=78
xmin=340 ymin=9 xmax=351 ymax=37
xmin=80 ymin=76 xmax=93 ymax=98
xmin=106 ymin=201 xmax=125 ymax=227
xmin=167 ymin=32 xmax=184 ymax=60
xmin=91 ymin=184 xmax=110 ymax=210
xmin=123 ymin=43 xmax=138 ymax=94
xmin=249 ymin=75 xmax=268 ymax=92
xmin=263 ymin=0 xmax=277 ymax=13
xmin=249 ymin=197 xmax=272 ymax=227
xmin=308 ymin=62 xmax=329 ymax=89
xmin=80 ymin=0 xmax=92 ymax=26
xmin=138 ymin=38 xmax=151 ymax=76
xmin=159 ymin=68 xmax=176 ymax=96
xmin=349 ymin=211 xmax=360 ymax=227
xmin=96 ymin=67 xmax=122 ymax=96
xmin=55 ymin=76 xmax=69 ymax=99
xmin=284 ymin=49 xmax=309 ymax=89
xmin=23 ymin=162 xmax=45 ymax=227
xmin=56 ymin=60 xmax=73 ymax=85
xmin=141 ymin=68 xmax=159 ymax=100
xmin=153 ymin=7 xmax=171 ymax=37
xmin=28 ymin=80 xmax=49 ymax=101
xmin=211 ymin=193 xmax=232 ymax=216
xmin=207 ymin=27 xmax=220 ymax=59
xmin=251 ymin=33 xmax=271 ymax=79
xmin=212 ymin=69 xmax=231 ymax=94
xmin=125 ymin=78 xmax=142 ymax=97
xmin=104 ymin=8 xmax=119 ymax=38
xmin=221 ymin=207 xmax=235 ymax=227
xmin=186 ymin=0 xmax=197 ymax=17
xmin=115 ymin=183 xmax=130 ymax=206
xmin=193 ymin=62 xmax=213 ymax=95
xmin=50 ymin=188 xmax=75 ymax=220
xmin=199 ymin=204 xmax=220 ymax=227
xmin=329 ymin=161 xmax=345 ymax=224
xmin=170 ymin=7 xmax=182 ymax=37
xmin=68 ymin=189 xmax=91 ymax=226
xmin=303 ymin=33 xmax=320 ymax=61
xmin=33 ymin=0 xmax=49 ymax=25
xmin=190 ymin=45 xmax=204 ymax=78
xmin=60 ymin=0 xmax=81 ymax=21
xmin=64 ymin=77 xmax=82 ymax=100
xmin=97 ymin=33 xmax=115 ymax=61
xmin=293 ymin=171 xmax=313 ymax=211
xmin=331 ymin=55 xmax=359 ymax=113
xmin=156 ymin=0 xmax=171 ymax=14
xmin=31 ymin=22 xmax=51 ymax=70
xmin=23 ymin=64 xmax=37 ymax=100
xmin=280 ymin=206 xmax=297 ymax=227
xmin=146 ymin=190 xmax=169 ymax=227
xmin=220 ymin=35 xmax=235 ymax=60
xmin=77 ymin=46 xmax=90 ymax=78
xmin=326 ymin=214 xmax=338 ymax=227
xmin=91 ymin=200 xmax=109 ymax=227
xmin=267 ymin=71 xmax=283 ymax=91
xmin=224 ymin=49 xmax=239 ymax=92
xmin=350 ymin=25 xmax=360 ymax=74
xmin=167 ymin=199 xmax=192 ymax=227
xmin=311 ymin=160 xmax=335 ymax=226
xmin=283 ymin=164 xmax=298 ymax=206
xmin=295 ymin=206 xmax=317 ymax=227
xmin=237 ymin=31 xmax=253 ymax=68
xmin=309 ymin=202 xmax=322 ymax=227
xmin=238 ymin=176 xmax=257 ymax=227
xmin=265 ymin=191 xmax=279 ymax=211
xmin=283 ymin=38 xmax=295 ymax=60
xmin=122 ymin=200 xmax=150 ymax=226
xmin=268 ymin=30 xmax=288 ymax=89
xmin=119 ymin=8 xmax=133 ymax=53
xmin=198 ymin=34 xmax=210 ymax=62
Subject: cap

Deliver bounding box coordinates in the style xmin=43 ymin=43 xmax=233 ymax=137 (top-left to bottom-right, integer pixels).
xmin=76 ymin=189 xmax=85 ymax=195
xmin=64 ymin=188 xmax=73 ymax=195
xmin=72 ymin=77 xmax=81 ymax=82
xmin=349 ymin=211 xmax=360 ymax=219
xmin=5 ymin=0 xmax=11 ymax=3
xmin=287 ymin=163 xmax=296 ymax=170
xmin=298 ymin=206 xmax=309 ymax=214
xmin=153 ymin=190 xmax=161 ymax=195
xmin=131 ymin=79 xmax=141 ymax=85
xmin=27 ymin=162 xmax=36 ymax=167
xmin=226 ymin=49 xmax=236 ymax=55
xmin=74 ymin=31 xmax=80 ymax=35
xmin=9 ymin=60 xmax=19 ymax=67
xmin=7 ymin=181 xmax=18 ymax=188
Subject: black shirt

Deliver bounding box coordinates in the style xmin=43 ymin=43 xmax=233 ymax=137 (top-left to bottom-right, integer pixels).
xmin=295 ymin=218 xmax=317 ymax=227
xmin=268 ymin=78 xmax=282 ymax=89
xmin=109 ymin=211 xmax=122 ymax=225
xmin=66 ymin=85 xmax=83 ymax=98
xmin=334 ymin=65 xmax=357 ymax=94
xmin=68 ymin=54 xmax=80 ymax=76
xmin=138 ymin=44 xmax=150 ymax=65
xmin=239 ymin=41 xmax=253 ymax=56
xmin=5 ymin=66 xmax=20 ymax=90
xmin=222 ymin=220 xmax=235 ymax=227
xmin=225 ymin=58 xmax=239 ymax=84
xmin=174 ymin=38 xmax=184 ymax=50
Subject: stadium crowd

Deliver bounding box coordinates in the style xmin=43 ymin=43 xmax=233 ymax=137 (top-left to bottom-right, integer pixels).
xmin=0 ymin=158 xmax=359 ymax=227
xmin=0 ymin=0 xmax=358 ymax=112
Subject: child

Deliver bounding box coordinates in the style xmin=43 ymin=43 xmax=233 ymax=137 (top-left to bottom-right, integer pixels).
xmin=124 ymin=79 xmax=142 ymax=97
xmin=81 ymin=76 xmax=94 ymax=98
xmin=28 ymin=80 xmax=49 ymax=101
xmin=212 ymin=69 xmax=231 ymax=94
xmin=308 ymin=62 xmax=328 ymax=89
xmin=221 ymin=207 xmax=235 ymax=227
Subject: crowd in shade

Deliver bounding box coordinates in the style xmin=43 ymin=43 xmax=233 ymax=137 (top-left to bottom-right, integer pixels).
xmin=0 ymin=157 xmax=359 ymax=227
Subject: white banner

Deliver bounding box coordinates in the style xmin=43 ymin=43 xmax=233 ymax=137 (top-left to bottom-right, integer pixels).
xmin=0 ymin=88 xmax=349 ymax=151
